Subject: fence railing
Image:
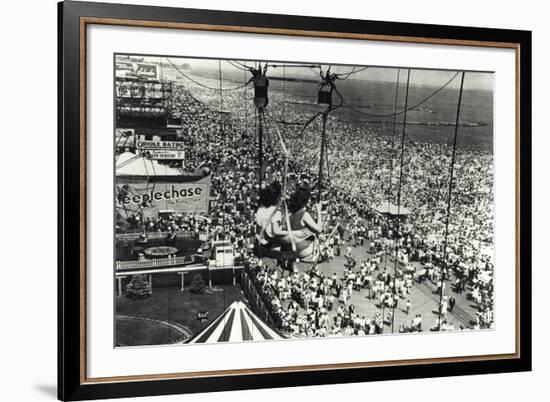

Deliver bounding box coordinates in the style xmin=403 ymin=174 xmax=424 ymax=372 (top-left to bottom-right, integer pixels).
xmin=116 ymin=254 xmax=197 ymax=271
xmin=115 ymin=231 xmax=199 ymax=242
xmin=241 ymin=267 xmax=282 ymax=329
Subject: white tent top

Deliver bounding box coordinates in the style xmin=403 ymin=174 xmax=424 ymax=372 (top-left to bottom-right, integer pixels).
xmin=373 ymin=203 xmax=411 ymax=216
xmin=116 ymin=151 xmax=182 ymax=177
xmin=186 ymin=301 xmax=283 ymax=344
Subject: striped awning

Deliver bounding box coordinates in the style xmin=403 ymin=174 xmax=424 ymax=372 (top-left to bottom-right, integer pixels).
xmin=186 ymin=301 xmax=283 ymax=344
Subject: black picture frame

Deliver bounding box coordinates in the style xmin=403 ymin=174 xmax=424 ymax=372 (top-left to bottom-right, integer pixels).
xmin=58 ymin=1 xmax=532 ymax=400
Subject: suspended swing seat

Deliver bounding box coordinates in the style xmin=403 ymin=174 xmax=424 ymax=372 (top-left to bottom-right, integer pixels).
xmin=254 ymin=231 xmax=319 ymax=264
xmin=279 ymin=234 xmax=319 ymax=264
xmin=254 ymin=235 xmax=282 ymax=260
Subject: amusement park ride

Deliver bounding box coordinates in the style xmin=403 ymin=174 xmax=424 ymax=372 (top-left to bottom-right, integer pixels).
xmin=251 ymin=63 xmax=343 ymax=266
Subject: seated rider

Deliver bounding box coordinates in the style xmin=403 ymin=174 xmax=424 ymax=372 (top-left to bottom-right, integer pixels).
xmin=279 ymin=186 xmax=323 ymax=269
xmin=254 ymin=182 xmax=283 ymax=252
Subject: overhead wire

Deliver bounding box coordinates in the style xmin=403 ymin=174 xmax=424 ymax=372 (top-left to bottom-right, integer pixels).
xmin=166 ymin=58 xmax=251 ymax=92
xmin=232 ymin=60 xmax=252 ymax=70
xmin=266 ymin=63 xmax=321 ymax=69
xmin=226 ymin=60 xmax=250 ymax=71
xmin=334 ymin=66 xmax=369 ymax=80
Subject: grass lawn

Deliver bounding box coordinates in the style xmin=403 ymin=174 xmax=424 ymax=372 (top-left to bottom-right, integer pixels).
xmin=116 ymin=317 xmax=184 ymax=346
xmin=116 ymin=284 xmax=245 ymax=344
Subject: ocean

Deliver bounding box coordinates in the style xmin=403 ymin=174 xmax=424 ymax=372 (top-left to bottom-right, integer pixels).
xmin=185 ymin=65 xmax=494 ymax=152
xmin=269 ymin=78 xmax=494 ymax=152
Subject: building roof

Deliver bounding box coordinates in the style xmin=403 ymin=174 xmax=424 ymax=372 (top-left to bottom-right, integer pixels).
xmin=134 ymin=127 xmax=180 ymax=136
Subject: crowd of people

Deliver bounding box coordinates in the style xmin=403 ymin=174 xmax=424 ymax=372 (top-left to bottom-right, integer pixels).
xmin=115 ymin=63 xmax=495 ymax=333
xmin=247 ymin=254 xmax=430 ymax=337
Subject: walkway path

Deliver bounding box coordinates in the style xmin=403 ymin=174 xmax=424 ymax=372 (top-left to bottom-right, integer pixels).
xmin=280 ymin=239 xmax=477 ymax=333
xmin=116 ymin=314 xmax=193 ymax=343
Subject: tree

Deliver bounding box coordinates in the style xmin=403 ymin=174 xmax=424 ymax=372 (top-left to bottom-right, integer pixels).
xmin=126 ymin=274 xmax=152 ymax=299
xmin=189 ymin=273 xmax=207 ymax=294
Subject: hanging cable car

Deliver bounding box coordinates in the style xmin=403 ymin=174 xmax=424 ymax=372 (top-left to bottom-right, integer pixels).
xmin=317 ymin=71 xmax=335 ymax=106
xmin=252 ymin=65 xmax=269 ymax=109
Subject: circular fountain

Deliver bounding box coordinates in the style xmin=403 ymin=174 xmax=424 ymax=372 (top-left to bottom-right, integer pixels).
xmin=143 ymin=245 xmax=179 ymax=258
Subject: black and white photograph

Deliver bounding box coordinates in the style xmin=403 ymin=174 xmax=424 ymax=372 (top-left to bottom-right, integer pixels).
xmin=114 ymin=54 xmax=495 ymax=347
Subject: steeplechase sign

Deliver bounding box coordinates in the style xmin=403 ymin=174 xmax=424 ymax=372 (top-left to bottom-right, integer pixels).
xmin=118 ymin=182 xmax=209 ymax=214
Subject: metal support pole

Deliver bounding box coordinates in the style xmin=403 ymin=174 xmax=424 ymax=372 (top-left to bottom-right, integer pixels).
xmin=258 ymin=108 xmax=264 ymax=188
xmin=391 ymin=68 xmax=411 ymax=334
xmin=437 ymin=71 xmax=466 ymax=330
xmin=218 ymin=59 xmax=224 ymax=136
xmin=244 ymin=68 xmax=248 ymax=137
xmin=381 ymin=302 xmax=385 ymax=334
xmin=318 ymin=112 xmax=328 ymax=199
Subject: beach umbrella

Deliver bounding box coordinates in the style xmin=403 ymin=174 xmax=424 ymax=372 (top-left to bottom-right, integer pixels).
xmin=373 ymin=203 xmax=411 ymax=216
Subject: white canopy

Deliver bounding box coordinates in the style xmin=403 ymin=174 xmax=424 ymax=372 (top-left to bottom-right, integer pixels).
xmin=116 ymin=151 xmax=182 ymax=177
xmin=186 ymin=301 xmax=283 ymax=343
xmin=373 ymin=203 xmax=411 ymax=216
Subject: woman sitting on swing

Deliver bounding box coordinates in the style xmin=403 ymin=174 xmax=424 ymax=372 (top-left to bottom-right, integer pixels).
xmin=254 ymin=182 xmax=284 ymax=257
xmin=277 ymin=186 xmax=324 ymax=271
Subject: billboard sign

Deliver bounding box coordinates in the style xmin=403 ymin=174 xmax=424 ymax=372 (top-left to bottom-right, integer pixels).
xmin=116 ymin=61 xmax=159 ymax=80
xmin=136 ymin=140 xmax=185 ymax=150
xmin=117 ymin=182 xmax=209 ymax=214
xmin=145 ymin=150 xmax=186 ymax=160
